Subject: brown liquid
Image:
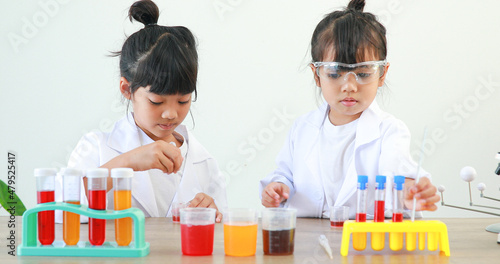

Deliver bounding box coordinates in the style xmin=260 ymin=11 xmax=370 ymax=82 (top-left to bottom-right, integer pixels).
xmin=262 ymin=228 xmax=295 ymax=255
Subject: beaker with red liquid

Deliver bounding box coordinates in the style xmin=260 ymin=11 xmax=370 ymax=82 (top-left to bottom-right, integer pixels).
xmin=180 ymin=208 xmax=216 ymax=256
xmin=35 ymin=168 xmax=57 ymax=245
xmin=87 ymin=168 xmax=108 ymax=246
xmin=330 ymin=206 xmax=349 ymax=227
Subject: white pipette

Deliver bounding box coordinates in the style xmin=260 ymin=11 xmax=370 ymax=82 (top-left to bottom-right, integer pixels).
xmin=411 ymin=126 xmax=428 ymax=221
xmin=318 ymin=234 xmax=333 ymax=259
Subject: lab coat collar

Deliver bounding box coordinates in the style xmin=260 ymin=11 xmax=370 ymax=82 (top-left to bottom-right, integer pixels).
xmin=355 ymin=100 xmax=384 ymax=148
xmin=107 ymin=112 xmax=143 ymax=154
xmin=308 ymin=101 xmax=385 ymax=147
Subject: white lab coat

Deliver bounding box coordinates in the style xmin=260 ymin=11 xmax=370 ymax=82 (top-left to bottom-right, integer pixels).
xmin=259 ymin=101 xmax=429 ymax=218
xmin=55 ymin=113 xmax=227 ymax=222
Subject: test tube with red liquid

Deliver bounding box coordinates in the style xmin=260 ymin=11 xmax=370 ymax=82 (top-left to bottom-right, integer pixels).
xmin=353 ymin=175 xmax=368 ymax=251
xmin=62 ymin=168 xmax=82 ymax=246
xmin=390 ymin=175 xmax=405 ymax=250
xmin=112 ymin=168 xmax=133 ymax=246
xmin=87 ymin=168 xmax=108 ymax=246
xmin=371 ymin=175 xmax=386 ymax=251
xmin=34 ymin=168 xmax=57 ymax=245
xmin=392 ymin=176 xmax=405 ymax=222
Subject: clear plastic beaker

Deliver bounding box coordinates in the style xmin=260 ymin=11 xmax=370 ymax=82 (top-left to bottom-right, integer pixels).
xmin=35 ymin=168 xmax=57 ymax=245
xmin=62 ymin=168 xmax=82 ymax=245
xmin=261 ymin=208 xmax=297 ymax=255
xmin=111 ymin=168 xmax=133 ymax=246
xmin=180 ymin=208 xmax=216 ymax=256
xmin=172 ymin=202 xmax=187 ymax=223
xmin=87 ymin=168 xmax=108 ymax=246
xmin=330 ymin=206 xmax=349 ymax=227
xmin=223 ymin=208 xmax=258 ymax=256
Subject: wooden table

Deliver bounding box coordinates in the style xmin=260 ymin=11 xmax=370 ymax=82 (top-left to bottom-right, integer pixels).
xmin=2 ymin=217 xmax=500 ymax=263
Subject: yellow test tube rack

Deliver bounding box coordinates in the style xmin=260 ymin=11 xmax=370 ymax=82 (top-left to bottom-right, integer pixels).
xmin=340 ymin=220 xmax=450 ymax=256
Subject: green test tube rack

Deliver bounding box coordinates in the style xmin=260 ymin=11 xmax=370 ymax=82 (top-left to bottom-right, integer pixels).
xmin=18 ymin=202 xmax=150 ymax=257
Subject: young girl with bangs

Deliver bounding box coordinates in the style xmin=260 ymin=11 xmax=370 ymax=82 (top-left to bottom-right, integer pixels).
xmin=57 ymin=0 xmax=226 ymax=222
xmin=260 ymin=0 xmax=439 ymax=219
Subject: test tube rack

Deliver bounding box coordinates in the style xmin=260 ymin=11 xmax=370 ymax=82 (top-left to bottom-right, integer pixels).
xmin=18 ymin=202 xmax=150 ymax=257
xmin=340 ymin=220 xmax=450 ymax=256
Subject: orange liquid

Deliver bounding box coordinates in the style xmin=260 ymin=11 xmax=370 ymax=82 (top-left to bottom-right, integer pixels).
xmin=114 ymin=190 xmax=132 ymax=246
xmin=224 ymin=223 xmax=258 ymax=256
xmin=63 ymin=201 xmax=81 ymax=245
xmin=353 ymin=232 xmax=367 ymax=251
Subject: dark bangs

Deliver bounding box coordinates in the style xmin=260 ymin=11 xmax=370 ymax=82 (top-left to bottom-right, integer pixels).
xmin=119 ymin=25 xmax=198 ymax=99
xmin=311 ymin=10 xmax=387 ymax=63
xmin=131 ymin=33 xmax=198 ymax=97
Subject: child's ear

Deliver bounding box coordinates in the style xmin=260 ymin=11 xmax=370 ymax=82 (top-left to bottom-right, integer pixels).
xmin=120 ymin=77 xmax=131 ymax=99
xmin=310 ymin=64 xmax=321 ymax=87
xmin=378 ymin=63 xmax=390 ymax=87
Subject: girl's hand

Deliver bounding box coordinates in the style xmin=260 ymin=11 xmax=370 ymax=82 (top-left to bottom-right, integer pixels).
xmin=262 ymin=182 xmax=290 ymax=208
xmin=188 ymin=193 xmax=223 ymax=223
xmin=404 ymin=177 xmax=440 ymax=211
xmin=108 ymin=140 xmax=183 ymax=174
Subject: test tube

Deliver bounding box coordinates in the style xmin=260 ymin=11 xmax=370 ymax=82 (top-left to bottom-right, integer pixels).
xmin=35 ymin=168 xmax=57 ymax=245
xmin=390 ymin=175 xmax=405 ymax=251
xmin=371 ymin=175 xmax=386 ymax=251
xmin=62 ymin=168 xmax=82 ymax=246
xmin=87 ymin=168 xmax=108 ymax=246
xmin=353 ymin=175 xmax=368 ymax=251
xmin=111 ymin=168 xmax=133 ymax=246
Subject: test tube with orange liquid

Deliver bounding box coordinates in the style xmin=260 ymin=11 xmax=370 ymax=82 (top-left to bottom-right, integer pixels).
xmin=34 ymin=168 xmax=57 ymax=245
xmin=353 ymin=175 xmax=368 ymax=251
xmin=62 ymin=168 xmax=82 ymax=246
xmin=390 ymin=175 xmax=405 ymax=251
xmin=87 ymin=168 xmax=108 ymax=246
xmin=111 ymin=168 xmax=133 ymax=246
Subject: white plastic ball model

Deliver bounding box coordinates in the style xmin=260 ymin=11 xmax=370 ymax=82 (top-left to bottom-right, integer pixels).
xmin=477 ymin=183 xmax=486 ymax=192
xmin=460 ymin=166 xmax=477 ymax=182
xmin=438 ymin=185 xmax=445 ymax=193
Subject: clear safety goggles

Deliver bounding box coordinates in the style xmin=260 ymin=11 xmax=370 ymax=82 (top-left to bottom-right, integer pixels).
xmin=312 ymin=60 xmax=388 ymax=85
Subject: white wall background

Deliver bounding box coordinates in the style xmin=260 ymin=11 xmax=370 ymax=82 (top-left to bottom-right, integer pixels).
xmin=1 ymin=0 xmax=500 ymax=218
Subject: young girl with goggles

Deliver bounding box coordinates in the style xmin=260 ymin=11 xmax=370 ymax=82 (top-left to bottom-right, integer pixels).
xmin=260 ymin=0 xmax=440 ymax=219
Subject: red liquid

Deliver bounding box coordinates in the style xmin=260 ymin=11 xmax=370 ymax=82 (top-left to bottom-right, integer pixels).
xmin=392 ymin=212 xmax=403 ymax=222
xmin=37 ymin=190 xmax=55 ymax=245
xmin=356 ymin=213 xmax=367 ymax=222
xmin=263 ymin=229 xmax=295 ymax=255
xmin=172 ymin=215 xmax=180 ymax=222
xmin=330 ymin=221 xmax=344 ymax=227
xmin=181 ymin=224 xmax=215 ymax=255
xmin=89 ymin=190 xmax=106 ymax=246
xmin=374 ymin=200 xmax=385 ymax=222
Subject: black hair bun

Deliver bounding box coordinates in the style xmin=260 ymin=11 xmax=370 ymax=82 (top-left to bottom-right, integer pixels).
xmin=129 ymin=0 xmax=159 ymax=27
xmin=347 ymin=0 xmax=365 ymax=12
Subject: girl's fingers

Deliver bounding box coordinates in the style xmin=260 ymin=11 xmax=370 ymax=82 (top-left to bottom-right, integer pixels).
xmin=160 ymin=144 xmax=183 ymax=173
xmin=265 ymin=186 xmax=280 ymax=200
xmin=157 ymin=154 xmax=175 ymax=174
xmin=216 ymin=211 xmax=223 ymax=223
